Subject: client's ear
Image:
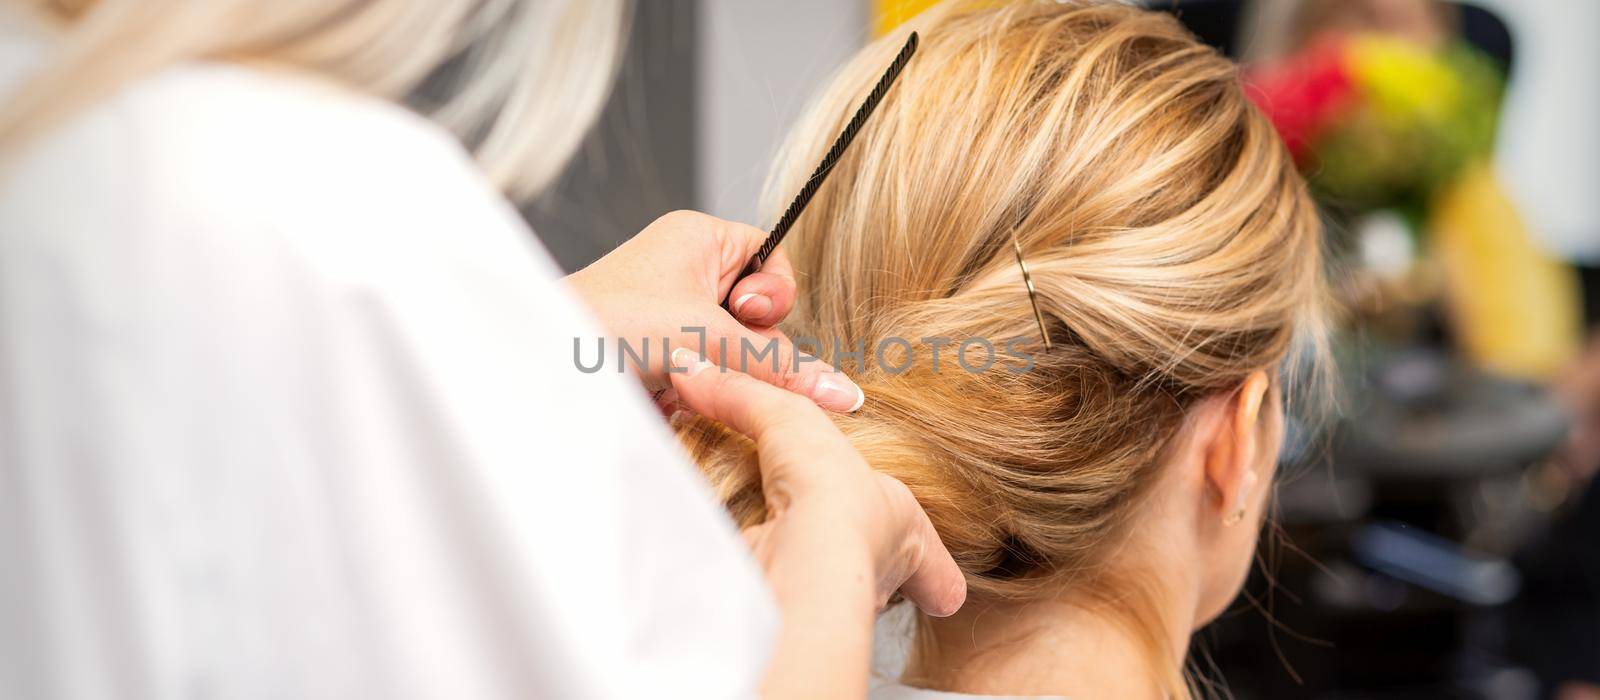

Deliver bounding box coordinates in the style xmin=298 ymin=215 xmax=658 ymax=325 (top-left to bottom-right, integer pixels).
xmin=1202 ymin=370 xmax=1271 ymax=523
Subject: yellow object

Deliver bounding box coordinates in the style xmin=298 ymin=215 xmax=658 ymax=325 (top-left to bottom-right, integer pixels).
xmin=1343 ymin=34 xmax=1462 ymax=123
xmin=874 ymin=0 xmax=941 ymax=35
xmin=1431 ymin=160 xmax=1581 ymax=379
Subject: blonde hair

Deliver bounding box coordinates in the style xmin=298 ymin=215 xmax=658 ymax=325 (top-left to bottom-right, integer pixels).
xmin=0 ymin=0 xmax=625 ymax=198
xmin=681 ymin=1 xmax=1331 ymax=694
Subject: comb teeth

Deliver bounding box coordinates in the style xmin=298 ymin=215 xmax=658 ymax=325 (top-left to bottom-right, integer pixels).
xmin=754 ymin=31 xmax=919 ymax=265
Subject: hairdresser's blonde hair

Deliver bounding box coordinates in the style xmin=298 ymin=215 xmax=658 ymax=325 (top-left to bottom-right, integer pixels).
xmin=0 ymin=0 xmax=624 ymax=197
xmin=681 ymin=1 xmax=1330 ymax=694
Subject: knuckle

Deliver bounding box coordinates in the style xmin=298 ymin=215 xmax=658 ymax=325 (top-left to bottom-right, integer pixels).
xmin=774 ymin=355 xmax=819 ymax=395
xmin=766 ymin=351 xmax=796 ymax=386
xmin=875 ymin=472 xmax=916 ymax=506
xmin=654 ymin=209 xmax=711 ymax=234
xmin=761 ymin=341 xmax=817 ymax=395
xmin=655 ymin=209 xmax=695 ymax=225
xmin=728 ymin=221 xmax=767 ymax=245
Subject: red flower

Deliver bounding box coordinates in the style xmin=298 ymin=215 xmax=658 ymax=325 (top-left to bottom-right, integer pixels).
xmin=1245 ymin=35 xmax=1357 ymax=161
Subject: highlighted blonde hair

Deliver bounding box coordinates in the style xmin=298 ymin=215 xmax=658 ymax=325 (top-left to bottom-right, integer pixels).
xmin=681 ymin=1 xmax=1331 ymax=694
xmin=0 ymin=0 xmax=624 ymax=197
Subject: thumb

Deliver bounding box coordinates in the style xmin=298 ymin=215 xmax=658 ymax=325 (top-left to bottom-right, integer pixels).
xmin=697 ymin=320 xmax=865 ymax=414
xmin=725 ymin=247 xmax=797 ymax=328
xmin=669 ymin=348 xmax=967 ymax=618
xmin=889 ymin=481 xmax=968 ymax=618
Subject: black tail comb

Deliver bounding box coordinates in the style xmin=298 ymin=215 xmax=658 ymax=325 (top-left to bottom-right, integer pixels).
xmin=722 ymin=31 xmax=919 ymax=308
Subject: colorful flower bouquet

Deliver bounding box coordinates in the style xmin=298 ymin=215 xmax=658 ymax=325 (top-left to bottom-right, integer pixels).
xmin=1248 ymin=33 xmax=1580 ymax=379
xmin=1247 ymin=33 xmax=1505 ymax=225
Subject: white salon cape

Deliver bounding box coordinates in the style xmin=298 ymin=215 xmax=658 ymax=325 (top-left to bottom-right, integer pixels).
xmin=0 ymin=23 xmax=775 ymax=700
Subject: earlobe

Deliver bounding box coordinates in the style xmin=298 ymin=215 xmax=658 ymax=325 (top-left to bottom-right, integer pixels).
xmin=1223 ymin=469 xmax=1258 ymax=526
xmin=1209 ymin=370 xmax=1271 ymax=523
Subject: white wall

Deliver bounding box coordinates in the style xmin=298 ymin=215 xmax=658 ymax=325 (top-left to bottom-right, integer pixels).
xmin=1475 ymin=0 xmax=1600 ymax=261
xmin=697 ymin=0 xmax=869 ymax=226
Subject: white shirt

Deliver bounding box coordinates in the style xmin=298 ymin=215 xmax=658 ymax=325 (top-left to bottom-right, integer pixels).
xmin=0 ymin=30 xmax=775 ymax=700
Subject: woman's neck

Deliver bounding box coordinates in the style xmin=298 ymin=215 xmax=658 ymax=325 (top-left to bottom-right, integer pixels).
xmin=901 ymin=593 xmax=1197 ymax=698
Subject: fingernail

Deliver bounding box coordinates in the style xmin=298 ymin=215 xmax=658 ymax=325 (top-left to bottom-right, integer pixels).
xmin=731 ymin=293 xmax=772 ymax=320
xmin=670 ymin=347 xmax=711 ymax=376
xmin=814 ymin=372 xmax=865 ymax=412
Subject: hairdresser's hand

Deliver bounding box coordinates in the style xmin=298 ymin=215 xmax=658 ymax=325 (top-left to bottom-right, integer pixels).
xmin=567 ymin=210 xmax=865 ymax=412
xmin=667 ymin=348 xmax=965 ymax=700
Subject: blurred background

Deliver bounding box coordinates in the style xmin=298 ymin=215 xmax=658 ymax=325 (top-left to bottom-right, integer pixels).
xmin=526 ymin=1 xmax=1600 ymax=698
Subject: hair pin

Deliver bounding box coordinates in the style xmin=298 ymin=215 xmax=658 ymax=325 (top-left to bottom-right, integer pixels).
xmin=1009 ymin=234 xmax=1053 ymax=351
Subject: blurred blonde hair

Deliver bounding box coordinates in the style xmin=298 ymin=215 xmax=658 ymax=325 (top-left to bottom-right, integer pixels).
xmin=0 ymin=0 xmax=626 ymax=197
xmin=680 ymin=0 xmax=1331 ymax=694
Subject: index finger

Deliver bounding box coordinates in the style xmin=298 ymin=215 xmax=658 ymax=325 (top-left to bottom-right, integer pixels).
xmin=668 ymin=347 xmax=833 ymax=443
xmin=726 ymin=247 xmax=797 ymax=327
xmin=667 ymin=347 xmax=857 ymax=491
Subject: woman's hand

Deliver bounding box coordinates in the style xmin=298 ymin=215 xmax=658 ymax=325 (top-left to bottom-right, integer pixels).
xmin=567 ymin=210 xmax=864 ymax=412
xmin=667 ymin=347 xmax=966 ymax=700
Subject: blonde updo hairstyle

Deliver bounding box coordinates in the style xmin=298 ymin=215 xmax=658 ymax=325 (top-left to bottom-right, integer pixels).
xmin=681 ymin=0 xmax=1330 ymax=693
